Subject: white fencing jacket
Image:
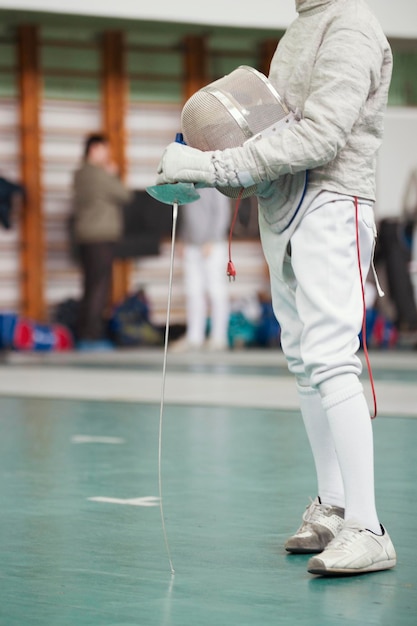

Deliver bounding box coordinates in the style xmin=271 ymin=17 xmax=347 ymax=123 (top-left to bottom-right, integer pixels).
xmin=212 ymin=0 xmax=393 ymax=232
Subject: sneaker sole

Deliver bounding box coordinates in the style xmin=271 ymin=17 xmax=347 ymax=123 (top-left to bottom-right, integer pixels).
xmin=308 ymin=558 xmax=397 ymax=576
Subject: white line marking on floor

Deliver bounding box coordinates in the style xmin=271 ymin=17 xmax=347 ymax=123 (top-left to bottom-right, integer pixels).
xmin=71 ymin=435 xmax=125 ymax=444
xmin=87 ymin=496 xmax=160 ymax=507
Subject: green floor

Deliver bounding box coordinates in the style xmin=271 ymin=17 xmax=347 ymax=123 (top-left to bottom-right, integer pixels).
xmin=0 ymin=390 xmax=416 ymax=625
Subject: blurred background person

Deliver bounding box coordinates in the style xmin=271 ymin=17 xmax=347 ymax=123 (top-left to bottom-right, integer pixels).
xmin=373 ymin=166 xmax=417 ymax=347
xmin=403 ymin=166 xmax=417 ymax=290
xmin=172 ymin=187 xmax=231 ymax=352
xmin=72 ymin=133 xmax=132 ymax=350
xmin=403 ymin=166 xmax=417 ymax=340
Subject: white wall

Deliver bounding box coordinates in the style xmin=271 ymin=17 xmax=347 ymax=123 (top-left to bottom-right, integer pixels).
xmin=1 ymin=0 xmax=417 ymax=38
xmin=3 ymin=0 xmax=296 ymax=29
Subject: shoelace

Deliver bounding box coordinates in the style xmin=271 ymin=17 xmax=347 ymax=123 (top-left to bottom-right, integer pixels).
xmin=304 ymin=499 xmax=331 ymax=524
xmin=326 ymin=526 xmax=362 ymax=550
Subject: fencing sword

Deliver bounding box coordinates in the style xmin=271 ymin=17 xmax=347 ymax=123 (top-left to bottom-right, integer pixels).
xmin=146 ymin=181 xmax=201 ymax=574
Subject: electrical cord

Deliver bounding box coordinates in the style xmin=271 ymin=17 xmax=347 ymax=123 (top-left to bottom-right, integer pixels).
xmin=226 ymin=189 xmax=244 ymax=280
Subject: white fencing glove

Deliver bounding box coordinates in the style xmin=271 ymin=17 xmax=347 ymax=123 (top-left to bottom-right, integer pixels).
xmin=156 ymin=142 xmax=216 ymax=186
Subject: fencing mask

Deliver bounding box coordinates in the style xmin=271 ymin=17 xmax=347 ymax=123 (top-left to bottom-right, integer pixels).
xmin=181 ymin=65 xmax=296 ymax=198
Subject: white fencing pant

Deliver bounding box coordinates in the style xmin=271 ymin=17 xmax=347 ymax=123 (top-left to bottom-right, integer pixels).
xmin=260 ymin=192 xmax=376 ymax=387
xmin=183 ymin=241 xmax=230 ymax=347
xmin=260 ymin=192 xmax=381 ymax=531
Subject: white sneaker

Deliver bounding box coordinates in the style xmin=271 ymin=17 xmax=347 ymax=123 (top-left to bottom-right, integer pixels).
xmin=307 ymin=519 xmax=397 ymax=576
xmin=169 ymin=337 xmax=203 ymax=353
xmin=285 ymin=497 xmax=345 ymax=554
xmin=205 ymin=339 xmax=229 ymax=352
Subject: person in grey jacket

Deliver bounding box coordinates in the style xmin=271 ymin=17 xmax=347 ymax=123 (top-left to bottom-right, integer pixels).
xmin=156 ymin=0 xmax=396 ymax=576
xmin=73 ymin=133 xmax=132 ymax=349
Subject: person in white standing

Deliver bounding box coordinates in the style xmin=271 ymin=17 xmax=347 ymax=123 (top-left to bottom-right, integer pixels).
xmin=156 ymin=0 xmax=396 ymax=576
xmin=173 ymin=187 xmax=231 ymax=351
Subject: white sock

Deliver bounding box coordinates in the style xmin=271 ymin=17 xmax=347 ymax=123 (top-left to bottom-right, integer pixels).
xmin=297 ymin=384 xmax=345 ymax=508
xmin=320 ymin=374 xmax=381 ymax=534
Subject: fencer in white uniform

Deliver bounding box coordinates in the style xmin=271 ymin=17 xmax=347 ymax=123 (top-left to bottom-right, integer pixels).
xmin=175 ymin=187 xmax=230 ymax=351
xmin=156 ymin=0 xmax=396 ymax=576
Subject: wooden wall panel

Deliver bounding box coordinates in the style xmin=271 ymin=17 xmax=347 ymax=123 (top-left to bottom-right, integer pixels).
xmin=102 ymin=30 xmax=130 ymax=304
xmin=17 ymin=25 xmax=45 ymax=320
xmin=183 ymin=35 xmax=209 ymax=101
xmin=258 ymin=39 xmax=279 ymax=77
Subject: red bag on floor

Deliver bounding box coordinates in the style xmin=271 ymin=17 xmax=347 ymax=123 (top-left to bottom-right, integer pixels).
xmin=0 ymin=313 xmax=73 ymax=351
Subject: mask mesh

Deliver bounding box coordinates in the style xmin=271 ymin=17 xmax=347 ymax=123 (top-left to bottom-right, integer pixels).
xmin=181 ymin=66 xmax=288 ymax=198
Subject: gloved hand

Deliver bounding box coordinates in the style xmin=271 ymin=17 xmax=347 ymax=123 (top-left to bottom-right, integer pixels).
xmin=156 ymin=142 xmax=216 ymax=186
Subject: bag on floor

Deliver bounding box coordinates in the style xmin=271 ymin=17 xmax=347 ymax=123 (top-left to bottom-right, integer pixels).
xmin=109 ymin=290 xmax=162 ymax=347
xmin=0 ymin=313 xmax=73 ymax=351
xmin=361 ymin=308 xmax=398 ymax=349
